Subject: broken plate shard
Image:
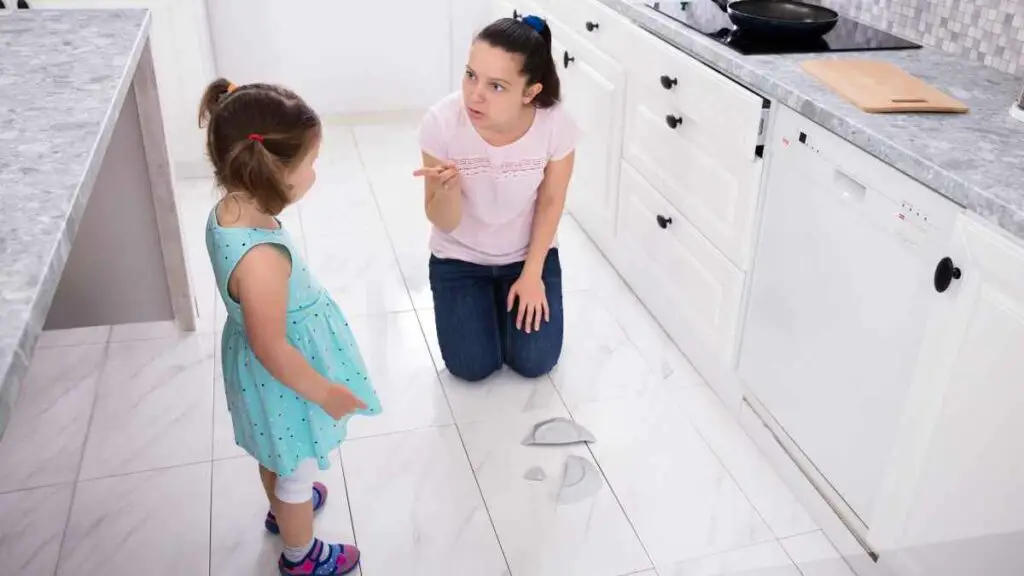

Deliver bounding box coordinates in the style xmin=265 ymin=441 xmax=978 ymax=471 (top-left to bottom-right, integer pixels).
xmin=523 ymin=466 xmax=547 ymax=482
xmin=522 ymin=417 xmax=597 ymax=446
xmin=557 ymin=455 xmax=603 ymax=505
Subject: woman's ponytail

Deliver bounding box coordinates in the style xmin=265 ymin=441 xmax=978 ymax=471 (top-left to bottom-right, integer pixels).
xmin=530 ymin=18 xmax=560 ymax=109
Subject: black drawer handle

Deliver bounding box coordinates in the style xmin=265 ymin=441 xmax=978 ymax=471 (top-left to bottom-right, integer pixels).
xmin=665 ymin=115 xmax=683 ymax=129
xmin=660 ymin=75 xmax=678 ymax=90
xmin=656 ymin=215 xmax=673 ymax=229
xmin=933 ymin=256 xmax=962 ymax=293
xmin=563 ymin=51 xmax=575 ymax=69
xmin=585 ymin=21 xmax=600 ymax=31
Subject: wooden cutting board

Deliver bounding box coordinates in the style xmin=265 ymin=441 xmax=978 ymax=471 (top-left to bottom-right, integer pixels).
xmin=801 ymin=59 xmax=969 ymax=114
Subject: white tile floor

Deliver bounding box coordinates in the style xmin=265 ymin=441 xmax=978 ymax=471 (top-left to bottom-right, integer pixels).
xmin=0 ymin=122 xmax=859 ymax=576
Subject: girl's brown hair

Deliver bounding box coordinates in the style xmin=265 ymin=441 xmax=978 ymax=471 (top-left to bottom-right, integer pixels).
xmin=198 ymin=78 xmax=321 ymax=215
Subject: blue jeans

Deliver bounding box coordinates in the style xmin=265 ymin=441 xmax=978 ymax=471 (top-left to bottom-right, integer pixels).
xmin=429 ymin=249 xmax=564 ymax=382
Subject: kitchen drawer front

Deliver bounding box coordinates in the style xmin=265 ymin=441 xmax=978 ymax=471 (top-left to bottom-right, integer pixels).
xmin=624 ymin=98 xmax=763 ymax=268
xmin=544 ymin=0 xmax=633 ymax=60
xmin=616 ymin=161 xmax=744 ymax=365
xmin=625 ymin=24 xmax=766 ymax=162
xmin=492 ymin=0 xmax=546 ymax=21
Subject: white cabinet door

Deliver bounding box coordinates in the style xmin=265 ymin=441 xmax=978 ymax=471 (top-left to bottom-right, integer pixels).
xmin=872 ymin=214 xmax=1024 ymax=566
xmin=548 ymin=22 xmax=625 ymax=252
xmin=616 ymin=161 xmax=744 ymax=368
xmin=209 ymin=0 xmax=450 ymax=116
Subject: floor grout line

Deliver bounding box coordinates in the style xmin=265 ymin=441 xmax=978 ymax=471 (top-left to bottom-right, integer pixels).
xmin=552 ymin=378 xmax=659 ymax=574
xmin=53 ymin=337 xmax=111 ymax=572
xmin=207 ymin=332 xmax=217 ymax=576
xmin=349 ymin=124 xmax=515 ymax=576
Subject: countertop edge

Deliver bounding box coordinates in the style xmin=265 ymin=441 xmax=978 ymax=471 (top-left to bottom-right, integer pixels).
xmin=0 ymin=10 xmax=152 ymax=438
xmin=594 ymin=0 xmax=1024 ymax=242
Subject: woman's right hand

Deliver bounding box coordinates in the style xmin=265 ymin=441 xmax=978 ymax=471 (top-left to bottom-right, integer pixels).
xmin=413 ymin=161 xmax=460 ymax=195
xmin=319 ymin=384 xmax=367 ymax=420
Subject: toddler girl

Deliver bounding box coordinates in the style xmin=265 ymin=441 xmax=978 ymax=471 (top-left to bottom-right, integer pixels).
xmin=199 ymin=78 xmax=381 ymax=576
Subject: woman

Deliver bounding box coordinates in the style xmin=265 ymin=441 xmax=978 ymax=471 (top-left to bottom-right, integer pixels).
xmin=414 ymin=15 xmax=579 ymax=382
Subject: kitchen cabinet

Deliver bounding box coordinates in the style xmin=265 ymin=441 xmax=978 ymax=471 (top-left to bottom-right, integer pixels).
xmin=491 ymin=0 xmax=543 ymax=21
xmin=536 ymin=0 xmax=768 ymax=385
xmin=544 ymin=0 xmax=632 ymax=59
xmin=616 ymin=161 xmax=744 ymax=370
xmin=31 ymin=0 xmax=216 ymax=176
xmin=867 ymin=213 xmax=1024 ymax=566
xmin=621 ymin=23 xmax=767 ymax=269
xmin=547 ymin=19 xmax=626 ymax=254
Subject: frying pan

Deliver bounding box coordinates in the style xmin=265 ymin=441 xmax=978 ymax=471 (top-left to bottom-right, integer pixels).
xmin=711 ymin=0 xmax=839 ymax=37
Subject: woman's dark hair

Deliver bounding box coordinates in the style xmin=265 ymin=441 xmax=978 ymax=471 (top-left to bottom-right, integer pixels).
xmin=476 ymin=16 xmax=560 ymax=108
xmin=198 ymin=78 xmax=321 ymax=215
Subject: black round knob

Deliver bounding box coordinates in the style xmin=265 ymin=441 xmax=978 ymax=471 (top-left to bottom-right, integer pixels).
xmin=563 ymin=51 xmax=575 ymax=69
xmin=660 ymin=75 xmax=678 ymax=90
xmin=665 ymin=115 xmax=683 ymax=129
xmin=586 ymin=21 xmax=600 ymax=31
xmin=933 ymin=256 xmax=962 ymax=293
xmin=656 ymin=215 xmax=673 ymax=229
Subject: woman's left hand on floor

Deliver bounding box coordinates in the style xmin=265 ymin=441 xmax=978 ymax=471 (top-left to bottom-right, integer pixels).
xmin=508 ymin=274 xmax=549 ymax=333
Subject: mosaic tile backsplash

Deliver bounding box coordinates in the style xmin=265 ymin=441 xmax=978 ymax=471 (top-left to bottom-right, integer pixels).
xmin=828 ymin=0 xmax=1024 ymax=76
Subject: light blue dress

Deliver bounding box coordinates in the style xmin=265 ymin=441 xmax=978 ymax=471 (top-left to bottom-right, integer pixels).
xmin=206 ymin=209 xmax=381 ymax=477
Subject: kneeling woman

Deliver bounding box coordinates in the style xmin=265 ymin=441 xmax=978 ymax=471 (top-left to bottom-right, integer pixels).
xmin=415 ymin=15 xmax=579 ymax=382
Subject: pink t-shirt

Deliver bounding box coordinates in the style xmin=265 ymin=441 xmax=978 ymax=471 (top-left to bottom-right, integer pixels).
xmin=419 ymin=92 xmax=580 ymax=266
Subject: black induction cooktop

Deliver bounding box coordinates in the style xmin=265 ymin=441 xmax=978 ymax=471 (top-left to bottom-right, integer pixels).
xmin=644 ymin=0 xmax=921 ymax=55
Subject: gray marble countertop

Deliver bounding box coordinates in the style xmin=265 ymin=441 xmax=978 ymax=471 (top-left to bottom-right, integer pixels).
xmin=0 ymin=9 xmax=150 ymax=433
xmin=598 ymin=0 xmax=1024 ymax=240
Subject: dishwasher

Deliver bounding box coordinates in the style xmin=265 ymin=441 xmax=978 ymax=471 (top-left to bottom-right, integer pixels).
xmin=738 ymin=105 xmax=962 ymax=529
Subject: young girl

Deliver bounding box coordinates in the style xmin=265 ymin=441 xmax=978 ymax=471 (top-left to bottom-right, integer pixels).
xmin=415 ymin=15 xmax=579 ymax=382
xmin=199 ymin=78 xmax=381 ymax=576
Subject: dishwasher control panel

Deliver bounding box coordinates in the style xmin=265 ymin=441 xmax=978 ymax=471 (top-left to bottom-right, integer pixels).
xmin=771 ymin=106 xmax=960 ymax=251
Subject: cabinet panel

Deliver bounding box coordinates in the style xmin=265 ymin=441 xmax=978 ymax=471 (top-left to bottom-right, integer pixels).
xmin=620 ymin=22 xmax=765 ymax=268
xmin=624 ymin=99 xmax=761 ymax=268
xmin=549 ymin=21 xmax=625 ymax=250
xmin=616 ymin=162 xmax=744 ymax=366
xmin=875 ymin=215 xmax=1024 ymax=560
xmin=544 ymin=0 xmax=633 ymax=61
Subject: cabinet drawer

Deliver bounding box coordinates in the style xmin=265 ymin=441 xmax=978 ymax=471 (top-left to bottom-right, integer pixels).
xmin=623 ymin=98 xmax=763 ymax=268
xmin=492 ymin=0 xmax=545 ymax=21
xmin=545 ymin=0 xmax=633 ymax=61
xmin=625 ymin=23 xmax=766 ymax=162
xmin=616 ymin=161 xmax=744 ymax=364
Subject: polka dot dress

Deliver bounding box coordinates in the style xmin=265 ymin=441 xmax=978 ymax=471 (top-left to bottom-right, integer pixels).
xmin=206 ymin=209 xmax=381 ymax=477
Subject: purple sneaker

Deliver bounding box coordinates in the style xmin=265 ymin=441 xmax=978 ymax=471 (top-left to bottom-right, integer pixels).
xmin=266 ymin=482 xmax=327 ymax=535
xmin=278 ymin=539 xmax=360 ymax=576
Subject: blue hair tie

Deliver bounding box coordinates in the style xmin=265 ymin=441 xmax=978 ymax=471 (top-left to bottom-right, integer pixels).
xmin=522 ymin=15 xmax=546 ymax=33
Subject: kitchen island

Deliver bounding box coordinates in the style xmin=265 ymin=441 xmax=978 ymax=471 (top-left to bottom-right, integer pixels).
xmin=0 ymin=10 xmax=195 ymax=437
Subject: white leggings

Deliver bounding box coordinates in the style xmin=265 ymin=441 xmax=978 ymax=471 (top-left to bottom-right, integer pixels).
xmin=275 ymin=458 xmax=319 ymax=504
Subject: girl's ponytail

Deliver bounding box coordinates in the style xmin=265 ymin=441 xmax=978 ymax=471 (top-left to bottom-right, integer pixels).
xmin=198 ymin=77 xmax=234 ymax=128
xmin=222 ymin=135 xmax=292 ymax=215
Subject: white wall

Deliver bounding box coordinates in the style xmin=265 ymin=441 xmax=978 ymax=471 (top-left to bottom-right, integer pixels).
xmin=208 ymin=0 xmax=461 ymax=118
xmin=34 ymin=0 xmax=495 ymax=171
xmin=451 ymin=0 xmax=495 ymax=90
